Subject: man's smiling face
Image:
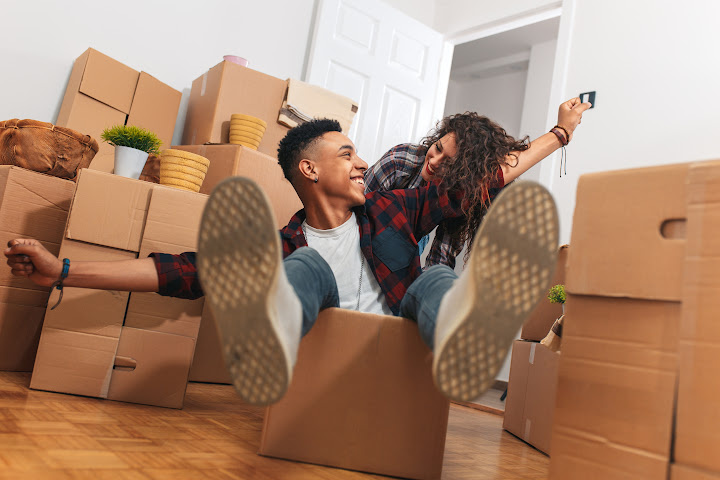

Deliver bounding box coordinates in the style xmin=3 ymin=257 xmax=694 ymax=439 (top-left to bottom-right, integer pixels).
xmin=311 ymin=131 xmax=369 ymax=208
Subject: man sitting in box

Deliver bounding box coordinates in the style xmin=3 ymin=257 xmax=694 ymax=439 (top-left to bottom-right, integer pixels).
xmin=5 ymin=117 xmax=573 ymax=406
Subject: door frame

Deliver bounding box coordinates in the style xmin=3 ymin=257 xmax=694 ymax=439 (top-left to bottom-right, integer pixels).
xmin=433 ymin=0 xmax=575 ymax=192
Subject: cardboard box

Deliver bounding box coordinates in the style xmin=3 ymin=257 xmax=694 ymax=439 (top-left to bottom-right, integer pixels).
xmin=57 ymin=48 xmax=180 ymax=174
xmin=259 ymin=308 xmax=450 ymax=480
xmin=127 ymin=72 xmax=182 ymax=151
xmin=182 ymin=61 xmax=290 ymax=157
xmin=31 ymin=169 xmax=208 ymax=408
xmin=503 ymin=340 xmax=559 ymax=454
xmin=675 ymin=161 xmax=720 ymax=476
xmin=521 ymin=245 xmax=568 ymax=341
xmin=176 ymin=144 xmax=303 ymax=383
xmin=0 ymin=166 xmax=76 ymax=371
xmin=549 ymin=163 xmax=689 ymax=480
xmin=672 ymin=465 xmax=720 ymax=480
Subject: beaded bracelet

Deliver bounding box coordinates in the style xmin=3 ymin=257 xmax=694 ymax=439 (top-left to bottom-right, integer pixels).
xmin=50 ymin=258 xmax=70 ymax=310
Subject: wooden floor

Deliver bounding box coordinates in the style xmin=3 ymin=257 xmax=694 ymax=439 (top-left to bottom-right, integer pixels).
xmin=0 ymin=372 xmax=548 ymax=479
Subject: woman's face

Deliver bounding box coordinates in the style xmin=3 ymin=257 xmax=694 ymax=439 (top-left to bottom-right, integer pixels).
xmin=420 ymin=133 xmax=458 ymax=182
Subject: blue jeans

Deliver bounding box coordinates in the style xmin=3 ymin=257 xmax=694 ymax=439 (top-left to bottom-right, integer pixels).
xmin=284 ymin=247 xmax=458 ymax=350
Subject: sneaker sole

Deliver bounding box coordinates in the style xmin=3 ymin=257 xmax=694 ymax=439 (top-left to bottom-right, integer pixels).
xmin=197 ymin=177 xmax=291 ymax=406
xmin=433 ymin=181 xmax=559 ymax=402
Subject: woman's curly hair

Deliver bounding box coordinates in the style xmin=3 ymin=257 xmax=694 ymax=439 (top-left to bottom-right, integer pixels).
xmin=422 ymin=112 xmax=530 ymax=261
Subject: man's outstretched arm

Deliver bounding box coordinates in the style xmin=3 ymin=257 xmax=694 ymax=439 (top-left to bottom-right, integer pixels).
xmin=5 ymin=239 xmax=159 ymax=292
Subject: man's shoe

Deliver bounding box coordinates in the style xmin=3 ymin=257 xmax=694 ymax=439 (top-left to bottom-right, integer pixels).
xmin=433 ymin=181 xmax=559 ymax=402
xmin=197 ymin=177 xmax=302 ymax=406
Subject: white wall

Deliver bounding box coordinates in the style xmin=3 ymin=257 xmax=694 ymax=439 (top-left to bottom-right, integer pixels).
xmin=384 ymin=0 xmax=436 ymax=28
xmin=2 ymin=0 xmax=316 ymax=144
xmin=434 ymin=0 xmax=558 ymax=35
xmin=545 ymin=0 xmax=720 ymax=243
xmin=518 ymin=39 xmax=557 ymax=182
xmin=444 ymin=70 xmax=528 ymax=137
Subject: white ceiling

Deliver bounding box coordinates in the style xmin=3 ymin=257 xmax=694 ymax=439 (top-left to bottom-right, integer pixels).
xmin=450 ymin=17 xmax=560 ymax=80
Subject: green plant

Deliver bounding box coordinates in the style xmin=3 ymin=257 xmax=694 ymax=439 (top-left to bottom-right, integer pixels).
xmin=547 ymin=284 xmax=566 ymax=304
xmin=101 ymin=125 xmax=162 ymax=155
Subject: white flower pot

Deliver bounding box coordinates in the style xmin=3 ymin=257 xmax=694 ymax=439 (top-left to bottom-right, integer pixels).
xmin=114 ymin=146 xmax=149 ymax=179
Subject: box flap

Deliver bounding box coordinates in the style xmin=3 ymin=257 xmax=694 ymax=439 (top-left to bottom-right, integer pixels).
xmin=124 ymin=187 xmax=206 ymax=337
xmin=127 ymin=72 xmax=182 ymax=149
xmin=66 ymin=169 xmax=156 ymax=252
xmin=107 ymin=327 xmax=195 ymax=409
xmin=42 ymin=239 xmax=134 ymax=337
xmin=30 ymin=328 xmax=119 ymax=398
xmin=567 ymin=163 xmax=688 ymax=301
xmin=78 ymin=48 xmax=139 ymax=114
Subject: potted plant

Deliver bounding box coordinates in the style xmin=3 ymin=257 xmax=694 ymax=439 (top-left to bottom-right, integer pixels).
xmin=542 ymin=284 xmax=566 ymax=352
xmin=101 ymin=125 xmax=162 ymax=179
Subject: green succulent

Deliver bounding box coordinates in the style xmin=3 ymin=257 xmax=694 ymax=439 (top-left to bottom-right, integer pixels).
xmin=547 ymin=284 xmax=566 ymax=304
xmin=101 ymin=125 xmax=162 ymax=155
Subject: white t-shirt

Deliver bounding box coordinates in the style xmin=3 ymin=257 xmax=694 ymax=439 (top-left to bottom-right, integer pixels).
xmin=302 ymin=213 xmax=393 ymax=316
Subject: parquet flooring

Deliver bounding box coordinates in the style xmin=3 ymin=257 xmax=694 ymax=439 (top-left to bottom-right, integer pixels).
xmin=0 ymin=372 xmax=548 ymax=479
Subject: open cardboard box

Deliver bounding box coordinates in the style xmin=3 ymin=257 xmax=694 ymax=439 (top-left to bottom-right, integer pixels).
xmin=0 ymin=166 xmax=76 ymax=371
xmin=259 ymin=308 xmax=450 ymax=480
xmin=30 ymin=169 xmax=207 ymax=408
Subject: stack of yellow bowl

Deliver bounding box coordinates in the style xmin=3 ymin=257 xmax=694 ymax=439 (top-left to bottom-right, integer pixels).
xmin=229 ymin=114 xmax=267 ymax=149
xmin=159 ymin=149 xmax=210 ymax=193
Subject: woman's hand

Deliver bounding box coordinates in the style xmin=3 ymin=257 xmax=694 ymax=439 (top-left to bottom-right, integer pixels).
xmin=557 ymin=97 xmax=592 ymax=142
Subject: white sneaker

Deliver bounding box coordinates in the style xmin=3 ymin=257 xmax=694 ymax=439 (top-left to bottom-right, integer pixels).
xmin=197 ymin=177 xmax=302 ymax=406
xmin=433 ymin=181 xmax=559 ymax=402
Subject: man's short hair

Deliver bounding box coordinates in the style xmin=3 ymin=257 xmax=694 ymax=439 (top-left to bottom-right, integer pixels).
xmin=277 ymin=118 xmax=342 ymax=182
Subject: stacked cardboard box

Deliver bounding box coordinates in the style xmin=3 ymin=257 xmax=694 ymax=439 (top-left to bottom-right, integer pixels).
xmin=674 ymin=162 xmax=720 ymax=480
xmin=182 ymin=61 xmax=290 ymax=158
xmin=167 ymin=144 xmax=302 ymax=383
xmin=259 ymin=308 xmax=450 ymax=480
xmin=0 ymin=166 xmax=76 ymax=371
xmin=503 ymin=245 xmax=567 ymax=454
xmin=57 ymin=48 xmax=181 ymax=174
xmin=549 ymin=163 xmax=691 ymax=479
xmin=30 ymin=169 xmax=207 ymax=408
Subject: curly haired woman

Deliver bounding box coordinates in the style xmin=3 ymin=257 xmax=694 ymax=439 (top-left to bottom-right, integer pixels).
xmin=365 ymin=97 xmax=591 ymax=269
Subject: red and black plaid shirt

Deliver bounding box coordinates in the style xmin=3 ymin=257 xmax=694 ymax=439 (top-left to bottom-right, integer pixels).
xmin=151 ymin=179 xmax=500 ymax=315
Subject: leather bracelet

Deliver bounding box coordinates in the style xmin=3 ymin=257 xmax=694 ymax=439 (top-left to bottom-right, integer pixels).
xmin=553 ymin=125 xmax=570 ymax=141
xmin=550 ymin=128 xmax=568 ymax=146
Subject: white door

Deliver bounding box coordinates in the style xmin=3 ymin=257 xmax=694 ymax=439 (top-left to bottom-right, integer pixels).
xmin=306 ymin=0 xmax=447 ymax=166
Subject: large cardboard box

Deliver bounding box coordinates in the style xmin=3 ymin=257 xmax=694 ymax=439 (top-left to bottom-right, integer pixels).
xmin=57 ymin=48 xmax=180 ymax=174
xmin=31 ymin=169 xmax=207 ymax=408
xmin=0 ymin=166 xmax=76 ymax=371
xmin=674 ymin=162 xmax=720 ymax=477
xmin=549 ymin=163 xmax=688 ymax=480
xmin=172 ymin=145 xmax=303 ymax=384
xmin=521 ymin=245 xmax=568 ymax=341
xmin=182 ymin=61 xmax=290 ymax=157
xmin=259 ymin=308 xmax=450 ymax=480
xmin=503 ymin=340 xmax=559 ymax=454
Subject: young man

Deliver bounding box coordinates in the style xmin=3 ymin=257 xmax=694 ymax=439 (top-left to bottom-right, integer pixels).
xmin=366 ymin=97 xmax=590 ymax=269
xmin=5 ymin=119 xmax=559 ymax=406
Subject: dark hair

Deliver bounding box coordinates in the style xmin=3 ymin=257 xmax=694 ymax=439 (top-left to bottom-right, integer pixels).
xmin=422 ymin=112 xmax=530 ymax=261
xmin=277 ymin=118 xmax=342 ymax=182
